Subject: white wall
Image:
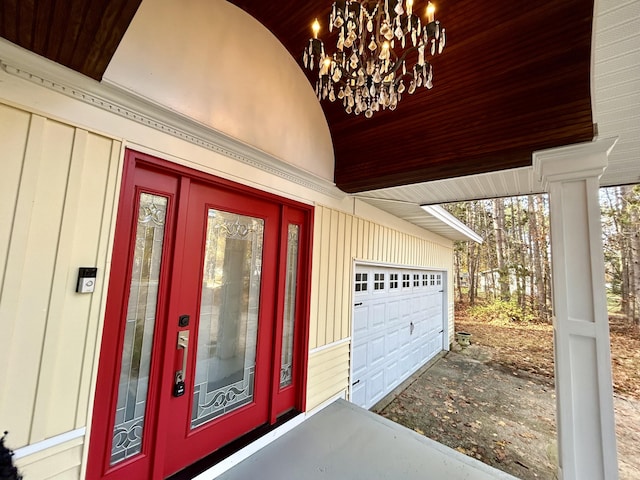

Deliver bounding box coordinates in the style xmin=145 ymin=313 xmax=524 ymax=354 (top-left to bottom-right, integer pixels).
xmin=104 ymin=0 xmax=334 ymax=181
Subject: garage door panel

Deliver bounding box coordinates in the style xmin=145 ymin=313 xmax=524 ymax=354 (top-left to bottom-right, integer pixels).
xmin=385 ymin=362 xmax=399 ymax=391
xmin=400 ymin=298 xmax=411 ymax=317
xmin=351 ymin=382 xmax=366 ymax=406
xmin=367 ymin=369 xmax=385 ymax=405
xmin=351 ymin=342 xmax=367 ymax=377
xmin=369 ymin=335 xmax=386 ymax=366
xmin=371 ymin=302 xmax=386 ymax=329
xmin=399 ymin=352 xmax=411 ymax=377
xmin=419 ymin=295 xmax=428 ymax=310
xmin=354 ymin=306 xmax=369 ymax=335
xmin=386 ymin=329 xmax=399 ymax=356
xmin=352 ymin=266 xmax=446 ymax=409
xmin=387 ymin=300 xmax=400 ymax=322
xmin=411 ymin=346 xmax=421 ymax=368
xmin=411 ymin=296 xmax=422 ymax=313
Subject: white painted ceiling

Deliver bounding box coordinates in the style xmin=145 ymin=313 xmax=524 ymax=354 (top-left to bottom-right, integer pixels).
xmin=357 ymin=0 xmax=640 ymax=211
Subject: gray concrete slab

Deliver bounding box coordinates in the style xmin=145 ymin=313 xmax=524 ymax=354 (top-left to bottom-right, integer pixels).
xmin=216 ymin=400 xmax=519 ymax=480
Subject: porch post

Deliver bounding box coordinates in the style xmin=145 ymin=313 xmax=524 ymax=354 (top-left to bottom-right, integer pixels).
xmin=533 ymin=138 xmax=619 ymax=480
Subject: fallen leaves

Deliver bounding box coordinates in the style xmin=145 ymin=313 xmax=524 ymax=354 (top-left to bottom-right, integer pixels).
xmin=375 ymin=307 xmax=640 ymax=480
xmin=456 ymin=306 xmax=640 ymax=399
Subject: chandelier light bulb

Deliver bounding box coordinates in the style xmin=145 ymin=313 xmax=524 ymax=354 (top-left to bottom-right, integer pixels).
xmin=312 ymin=18 xmax=321 ymax=39
xmin=303 ymin=0 xmax=446 ymax=117
xmin=426 ymin=2 xmax=435 ymax=23
xmin=406 ymin=0 xmax=414 ymax=15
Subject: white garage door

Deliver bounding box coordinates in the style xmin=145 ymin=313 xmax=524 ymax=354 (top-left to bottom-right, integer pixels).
xmin=351 ymin=265 xmax=445 ymax=409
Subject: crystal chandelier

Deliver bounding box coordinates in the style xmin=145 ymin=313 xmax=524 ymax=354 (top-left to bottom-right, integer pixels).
xmin=303 ymin=0 xmax=446 ymax=117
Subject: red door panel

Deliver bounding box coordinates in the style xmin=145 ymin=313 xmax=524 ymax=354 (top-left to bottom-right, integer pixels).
xmin=162 ymin=181 xmax=280 ymax=477
xmin=88 ymin=150 xmax=313 ymax=480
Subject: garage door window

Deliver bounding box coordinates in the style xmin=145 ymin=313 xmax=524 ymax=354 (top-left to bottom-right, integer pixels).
xmin=355 ymin=273 xmax=368 ymax=292
xmin=390 ymin=273 xmax=398 ymax=289
xmin=374 ymin=273 xmax=385 ymax=290
xmin=402 ymin=274 xmax=410 ymax=288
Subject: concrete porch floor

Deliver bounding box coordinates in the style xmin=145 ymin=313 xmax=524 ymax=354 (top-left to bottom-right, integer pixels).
xmin=207 ymin=399 xmax=519 ymax=480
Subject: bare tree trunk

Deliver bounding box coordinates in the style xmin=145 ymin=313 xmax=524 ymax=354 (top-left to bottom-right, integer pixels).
xmin=513 ymin=197 xmax=527 ymax=307
xmin=467 ymin=202 xmax=482 ymax=305
xmin=493 ymin=198 xmax=510 ymax=301
xmin=618 ymin=187 xmax=632 ymax=318
xmin=540 ymin=195 xmax=552 ymax=316
xmin=454 ymin=244 xmax=463 ymax=302
xmin=528 ymin=195 xmax=546 ymax=319
xmin=624 ymin=187 xmax=640 ymax=324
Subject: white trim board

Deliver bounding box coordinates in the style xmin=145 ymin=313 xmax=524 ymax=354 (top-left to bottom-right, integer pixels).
xmin=309 ymin=337 xmax=351 ymax=355
xmin=0 ymin=39 xmax=342 ymax=200
xmin=13 ymin=428 xmax=86 ymax=459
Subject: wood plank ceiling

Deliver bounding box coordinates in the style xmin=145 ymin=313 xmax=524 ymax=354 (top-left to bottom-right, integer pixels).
xmin=0 ymin=0 xmax=142 ymax=82
xmin=0 ymin=0 xmax=596 ymax=193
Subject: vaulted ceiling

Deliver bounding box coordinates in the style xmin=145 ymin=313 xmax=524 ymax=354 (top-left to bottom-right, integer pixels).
xmin=0 ymin=0 xmax=598 ymax=193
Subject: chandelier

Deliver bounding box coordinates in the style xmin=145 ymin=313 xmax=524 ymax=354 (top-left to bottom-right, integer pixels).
xmin=303 ymin=0 xmax=446 ymax=117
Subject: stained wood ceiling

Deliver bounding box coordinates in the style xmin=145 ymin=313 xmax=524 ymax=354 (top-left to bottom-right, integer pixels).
xmin=0 ymin=0 xmax=596 ymax=193
xmin=0 ymin=0 xmax=141 ymax=81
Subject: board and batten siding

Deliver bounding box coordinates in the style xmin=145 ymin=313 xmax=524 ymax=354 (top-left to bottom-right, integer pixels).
xmin=306 ymin=204 xmax=454 ymax=409
xmin=0 ymin=102 xmax=121 ymax=475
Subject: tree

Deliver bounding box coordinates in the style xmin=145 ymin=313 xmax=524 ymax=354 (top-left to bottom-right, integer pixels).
xmin=493 ymin=198 xmax=510 ymax=301
xmin=601 ymin=185 xmax=640 ymax=324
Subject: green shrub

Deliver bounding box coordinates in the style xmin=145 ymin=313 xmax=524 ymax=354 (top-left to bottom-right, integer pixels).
xmin=468 ymin=299 xmax=536 ymax=324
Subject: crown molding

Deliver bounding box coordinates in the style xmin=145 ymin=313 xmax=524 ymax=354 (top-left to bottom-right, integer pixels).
xmin=0 ymin=40 xmax=343 ymax=199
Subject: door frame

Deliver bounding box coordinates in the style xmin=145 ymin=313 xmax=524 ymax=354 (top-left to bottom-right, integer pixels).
xmin=87 ymin=150 xmax=313 ymax=479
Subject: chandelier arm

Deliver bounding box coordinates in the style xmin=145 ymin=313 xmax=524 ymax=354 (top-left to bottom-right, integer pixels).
xmin=388 ymin=43 xmax=420 ymax=75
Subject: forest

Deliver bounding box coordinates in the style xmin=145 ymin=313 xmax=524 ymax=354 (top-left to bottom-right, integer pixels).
xmin=443 ymin=185 xmax=640 ymax=326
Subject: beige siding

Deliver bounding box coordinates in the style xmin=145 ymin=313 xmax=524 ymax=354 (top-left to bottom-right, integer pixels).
xmin=308 ymin=204 xmax=454 ymax=350
xmin=306 ymin=204 xmax=454 ymax=410
xmin=306 ymin=342 xmax=350 ymax=411
xmin=0 ymin=103 xmax=121 ymax=449
xmin=15 ymin=438 xmax=83 ymax=480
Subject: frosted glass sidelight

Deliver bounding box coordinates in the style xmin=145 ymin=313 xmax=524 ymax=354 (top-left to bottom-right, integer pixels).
xmin=191 ymin=210 xmax=264 ymax=429
xmin=111 ymin=193 xmax=167 ymax=465
xmin=280 ymin=224 xmax=300 ymax=388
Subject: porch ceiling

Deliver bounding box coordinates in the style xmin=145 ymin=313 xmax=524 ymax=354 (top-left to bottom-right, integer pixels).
xmin=0 ymin=0 xmax=638 ymax=206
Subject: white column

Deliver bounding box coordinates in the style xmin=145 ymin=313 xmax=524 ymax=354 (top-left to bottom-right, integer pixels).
xmin=533 ymin=138 xmax=619 ymax=480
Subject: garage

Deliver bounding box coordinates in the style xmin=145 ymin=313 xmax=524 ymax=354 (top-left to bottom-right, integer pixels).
xmin=351 ymin=264 xmax=446 ymax=409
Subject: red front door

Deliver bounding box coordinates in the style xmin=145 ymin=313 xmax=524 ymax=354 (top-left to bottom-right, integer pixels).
xmin=88 ymin=150 xmax=311 ymax=479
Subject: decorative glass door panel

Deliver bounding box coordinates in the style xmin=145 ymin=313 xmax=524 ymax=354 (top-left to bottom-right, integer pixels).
xmin=111 ymin=193 xmax=167 ymax=464
xmin=192 ymin=210 xmax=264 ymax=429
xmin=280 ymin=224 xmax=299 ymax=388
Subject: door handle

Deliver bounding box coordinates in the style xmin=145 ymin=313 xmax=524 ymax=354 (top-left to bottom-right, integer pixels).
xmin=173 ymin=330 xmax=189 ymax=397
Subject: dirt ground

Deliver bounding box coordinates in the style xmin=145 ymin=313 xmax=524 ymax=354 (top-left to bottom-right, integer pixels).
xmin=373 ymin=311 xmax=640 ymax=479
